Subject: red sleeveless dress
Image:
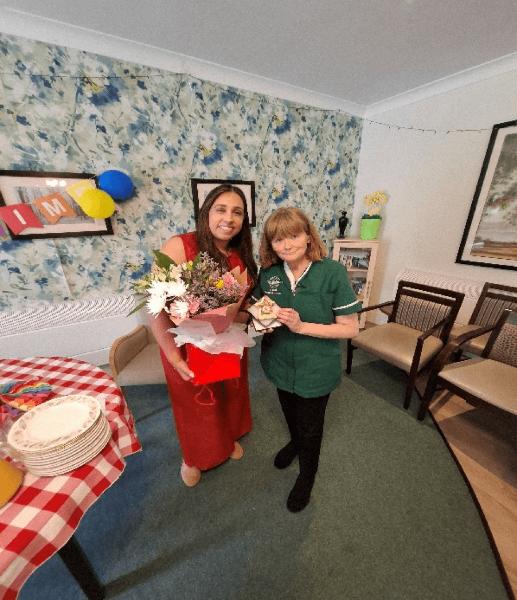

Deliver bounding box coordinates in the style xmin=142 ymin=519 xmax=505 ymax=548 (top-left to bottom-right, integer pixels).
xmin=159 ymin=232 xmax=253 ymax=470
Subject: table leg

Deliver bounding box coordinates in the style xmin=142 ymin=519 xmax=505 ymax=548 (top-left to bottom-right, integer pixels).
xmin=58 ymin=535 xmax=105 ymax=600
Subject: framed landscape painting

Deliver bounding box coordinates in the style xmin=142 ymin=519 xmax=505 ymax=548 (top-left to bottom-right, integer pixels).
xmin=456 ymin=120 xmax=517 ymax=271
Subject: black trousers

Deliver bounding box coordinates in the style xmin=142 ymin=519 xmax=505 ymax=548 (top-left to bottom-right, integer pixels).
xmin=277 ymin=388 xmax=329 ymax=481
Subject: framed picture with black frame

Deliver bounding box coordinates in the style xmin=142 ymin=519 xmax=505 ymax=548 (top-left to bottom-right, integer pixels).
xmin=190 ymin=178 xmax=256 ymax=227
xmin=456 ymin=120 xmax=517 ymax=271
xmin=0 ymin=170 xmax=114 ymax=240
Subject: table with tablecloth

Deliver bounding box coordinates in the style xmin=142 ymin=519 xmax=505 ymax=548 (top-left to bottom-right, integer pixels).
xmin=0 ymin=356 xmax=141 ymax=600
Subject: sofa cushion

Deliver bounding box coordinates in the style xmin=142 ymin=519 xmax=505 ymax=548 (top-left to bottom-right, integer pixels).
xmin=116 ymin=343 xmax=166 ymax=386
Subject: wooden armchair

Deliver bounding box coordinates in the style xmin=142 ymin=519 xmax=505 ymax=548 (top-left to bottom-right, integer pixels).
xmin=346 ymin=280 xmax=464 ymax=410
xmin=449 ymin=282 xmax=517 ymax=356
xmin=109 ymin=325 xmax=165 ymax=386
xmin=418 ymin=309 xmax=517 ymax=421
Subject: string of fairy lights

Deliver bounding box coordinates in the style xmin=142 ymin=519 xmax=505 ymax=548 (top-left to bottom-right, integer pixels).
xmin=0 ymin=70 xmax=494 ymax=135
xmin=365 ymin=120 xmax=491 ymax=134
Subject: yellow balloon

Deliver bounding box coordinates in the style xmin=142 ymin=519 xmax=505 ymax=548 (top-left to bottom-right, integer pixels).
xmin=77 ymin=188 xmax=116 ymax=219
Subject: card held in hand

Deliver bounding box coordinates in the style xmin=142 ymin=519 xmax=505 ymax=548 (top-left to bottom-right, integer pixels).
xmin=247 ymin=296 xmax=282 ymax=332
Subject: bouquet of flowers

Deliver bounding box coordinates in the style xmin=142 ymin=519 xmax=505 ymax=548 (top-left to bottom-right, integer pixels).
xmin=133 ymin=250 xmax=247 ymax=330
xmin=132 ymin=250 xmax=253 ymax=385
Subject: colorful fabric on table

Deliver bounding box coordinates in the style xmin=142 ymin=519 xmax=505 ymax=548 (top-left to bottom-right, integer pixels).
xmin=0 ymin=380 xmax=54 ymax=417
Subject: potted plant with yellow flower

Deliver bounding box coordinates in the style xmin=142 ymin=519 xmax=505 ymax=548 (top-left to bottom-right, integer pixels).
xmin=360 ymin=190 xmax=389 ymax=240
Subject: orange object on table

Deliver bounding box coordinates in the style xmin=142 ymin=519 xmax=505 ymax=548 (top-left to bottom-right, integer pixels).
xmin=0 ymin=458 xmax=24 ymax=508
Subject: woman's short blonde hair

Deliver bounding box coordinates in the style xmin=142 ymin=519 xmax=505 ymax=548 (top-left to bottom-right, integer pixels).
xmin=259 ymin=207 xmax=328 ymax=267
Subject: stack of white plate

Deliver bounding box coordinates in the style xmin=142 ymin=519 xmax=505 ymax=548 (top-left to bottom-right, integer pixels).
xmin=7 ymin=394 xmax=111 ymax=476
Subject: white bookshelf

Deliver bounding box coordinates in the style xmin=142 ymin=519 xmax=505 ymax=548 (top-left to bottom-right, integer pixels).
xmin=332 ymin=239 xmax=379 ymax=328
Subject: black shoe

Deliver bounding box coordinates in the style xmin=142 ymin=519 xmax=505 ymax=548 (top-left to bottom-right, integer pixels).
xmin=286 ymin=475 xmax=314 ymax=513
xmin=274 ymin=441 xmax=297 ymax=469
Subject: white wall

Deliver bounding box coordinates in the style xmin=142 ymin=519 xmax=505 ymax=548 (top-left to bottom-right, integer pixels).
xmin=353 ymin=68 xmax=517 ymax=322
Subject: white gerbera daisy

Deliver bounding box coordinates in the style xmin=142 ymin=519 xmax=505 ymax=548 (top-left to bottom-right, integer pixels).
xmin=164 ymin=279 xmax=187 ymax=298
xmin=147 ymin=293 xmax=167 ymax=317
xmin=148 ymin=280 xmax=171 ymax=298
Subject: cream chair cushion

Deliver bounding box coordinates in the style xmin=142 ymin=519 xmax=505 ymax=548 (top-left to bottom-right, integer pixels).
xmin=352 ymin=322 xmax=443 ymax=373
xmin=449 ymin=323 xmax=490 ymax=355
xmin=440 ymin=357 xmax=517 ymax=415
xmin=116 ymin=342 xmax=165 ymax=386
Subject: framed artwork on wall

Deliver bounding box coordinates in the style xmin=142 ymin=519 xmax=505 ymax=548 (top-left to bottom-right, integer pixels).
xmin=456 ymin=120 xmax=517 ymax=271
xmin=190 ymin=178 xmax=256 ymax=227
xmin=0 ymin=170 xmax=114 ymax=240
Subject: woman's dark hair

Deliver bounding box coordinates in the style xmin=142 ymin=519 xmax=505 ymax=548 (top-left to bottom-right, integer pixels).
xmin=196 ymin=184 xmax=258 ymax=284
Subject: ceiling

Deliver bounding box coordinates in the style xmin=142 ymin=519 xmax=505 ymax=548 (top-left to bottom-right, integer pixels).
xmin=2 ymin=0 xmax=517 ymax=108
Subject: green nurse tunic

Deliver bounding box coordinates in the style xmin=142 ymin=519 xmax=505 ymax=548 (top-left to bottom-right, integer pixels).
xmin=252 ymin=258 xmax=361 ymax=398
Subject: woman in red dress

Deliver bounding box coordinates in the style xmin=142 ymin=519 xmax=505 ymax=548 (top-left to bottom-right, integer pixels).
xmin=150 ymin=184 xmax=257 ymax=487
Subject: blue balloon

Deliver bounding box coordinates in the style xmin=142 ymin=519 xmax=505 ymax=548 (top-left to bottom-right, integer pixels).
xmin=98 ymin=170 xmax=134 ymax=201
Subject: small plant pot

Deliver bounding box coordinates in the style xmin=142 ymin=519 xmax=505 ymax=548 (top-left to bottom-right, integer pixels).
xmin=360 ymin=217 xmax=382 ymax=240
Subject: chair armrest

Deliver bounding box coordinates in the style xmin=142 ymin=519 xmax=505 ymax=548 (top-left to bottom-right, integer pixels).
xmin=452 ymin=324 xmax=496 ymax=347
xmin=358 ymin=300 xmax=394 ymax=314
xmin=109 ymin=325 xmax=150 ymax=378
xmin=379 ymin=304 xmax=393 ymax=317
xmin=428 ymin=324 xmax=497 ymax=375
xmin=428 ymin=341 xmax=461 ymax=375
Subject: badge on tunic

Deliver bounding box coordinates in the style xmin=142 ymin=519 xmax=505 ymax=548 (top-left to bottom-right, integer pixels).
xmin=267 ymin=275 xmax=281 ymax=293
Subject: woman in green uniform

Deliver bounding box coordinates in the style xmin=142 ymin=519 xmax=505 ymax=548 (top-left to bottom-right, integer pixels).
xmin=253 ymin=207 xmax=360 ymax=512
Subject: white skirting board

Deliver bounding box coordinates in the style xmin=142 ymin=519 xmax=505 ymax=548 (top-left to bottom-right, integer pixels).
xmin=0 ymin=295 xmax=146 ymax=366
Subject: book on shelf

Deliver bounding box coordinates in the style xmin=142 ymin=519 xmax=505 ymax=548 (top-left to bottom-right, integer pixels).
xmin=339 ymin=253 xmax=370 ymax=270
xmin=350 ymin=279 xmax=365 ymax=296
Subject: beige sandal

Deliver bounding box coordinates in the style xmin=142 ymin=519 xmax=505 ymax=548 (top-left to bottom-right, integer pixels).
xmin=230 ymin=441 xmax=244 ymax=460
xmin=180 ymin=461 xmax=201 ymax=487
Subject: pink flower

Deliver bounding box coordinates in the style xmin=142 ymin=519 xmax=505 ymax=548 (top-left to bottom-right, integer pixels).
xmin=188 ymin=298 xmax=200 ymax=314
xmin=222 ymin=271 xmax=240 ymax=292
xmin=222 ymin=272 xmax=237 ymax=289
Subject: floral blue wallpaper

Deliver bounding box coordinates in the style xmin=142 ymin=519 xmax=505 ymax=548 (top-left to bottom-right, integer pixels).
xmin=0 ymin=33 xmax=362 ymax=312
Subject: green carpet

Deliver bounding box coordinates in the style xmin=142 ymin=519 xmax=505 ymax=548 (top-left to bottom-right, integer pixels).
xmin=20 ymin=345 xmax=508 ymax=600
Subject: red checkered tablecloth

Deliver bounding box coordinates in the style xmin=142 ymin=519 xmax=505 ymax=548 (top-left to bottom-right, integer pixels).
xmin=0 ymin=357 xmax=142 ymax=600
